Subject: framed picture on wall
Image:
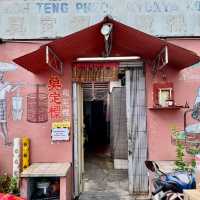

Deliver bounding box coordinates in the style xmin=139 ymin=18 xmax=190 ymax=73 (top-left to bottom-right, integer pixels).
xmin=153 ymin=82 xmax=174 ymax=107
xmin=158 ymin=88 xmax=173 ymax=107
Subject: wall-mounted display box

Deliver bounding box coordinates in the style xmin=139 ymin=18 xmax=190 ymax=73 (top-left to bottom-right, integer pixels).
xmin=149 ymin=82 xmax=183 ymax=110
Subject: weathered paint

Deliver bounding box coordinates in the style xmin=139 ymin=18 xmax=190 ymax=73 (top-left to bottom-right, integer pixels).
xmin=2 ymin=0 xmax=200 ymax=38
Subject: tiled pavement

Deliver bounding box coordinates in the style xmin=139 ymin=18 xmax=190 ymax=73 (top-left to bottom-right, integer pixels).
xmin=79 ymin=191 xmax=135 ymax=200
xmin=78 ymin=154 xmax=149 ymax=200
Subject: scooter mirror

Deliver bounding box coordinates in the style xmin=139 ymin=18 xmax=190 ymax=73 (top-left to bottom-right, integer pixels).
xmin=145 ymin=161 xmax=159 ymax=172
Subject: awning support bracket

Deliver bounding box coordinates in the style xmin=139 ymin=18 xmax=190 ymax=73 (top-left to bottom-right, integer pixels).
xmin=152 ymin=46 xmax=168 ymax=75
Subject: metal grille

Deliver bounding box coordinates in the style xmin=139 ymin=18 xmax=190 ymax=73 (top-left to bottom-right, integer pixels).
xmin=82 ymin=82 xmax=109 ymax=101
xmin=119 ymin=61 xmax=144 ymax=68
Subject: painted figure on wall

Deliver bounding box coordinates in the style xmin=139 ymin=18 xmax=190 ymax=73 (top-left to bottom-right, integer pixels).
xmin=12 ymin=90 xmax=23 ymax=121
xmin=171 ymin=87 xmax=200 ymax=151
xmin=192 ymin=87 xmax=200 ymax=121
xmin=0 ymin=62 xmax=18 ymax=145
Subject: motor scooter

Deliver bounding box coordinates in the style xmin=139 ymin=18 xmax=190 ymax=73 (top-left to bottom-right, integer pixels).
xmin=145 ymin=160 xmax=196 ymax=200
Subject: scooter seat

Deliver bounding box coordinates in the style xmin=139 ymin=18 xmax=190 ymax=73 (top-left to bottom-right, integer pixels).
xmin=165 ymin=171 xmax=195 ymax=190
xmin=173 ymin=173 xmax=191 ymax=184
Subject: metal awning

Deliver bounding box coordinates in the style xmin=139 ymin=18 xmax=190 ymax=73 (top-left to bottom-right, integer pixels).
xmin=13 ymin=18 xmax=200 ymax=74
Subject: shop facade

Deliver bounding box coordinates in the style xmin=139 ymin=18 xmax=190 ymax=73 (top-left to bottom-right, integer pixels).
xmin=1 ymin=16 xmax=200 ymax=199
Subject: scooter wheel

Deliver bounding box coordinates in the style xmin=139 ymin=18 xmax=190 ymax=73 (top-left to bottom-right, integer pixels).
xmin=166 ymin=193 xmax=184 ymax=200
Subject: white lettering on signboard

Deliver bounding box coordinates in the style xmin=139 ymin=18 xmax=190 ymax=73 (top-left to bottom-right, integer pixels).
xmin=51 ymin=121 xmax=70 ymax=141
xmin=1 ymin=0 xmax=200 ymax=38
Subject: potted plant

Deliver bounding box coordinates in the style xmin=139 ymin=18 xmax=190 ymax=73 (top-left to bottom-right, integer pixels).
xmin=9 ymin=177 xmax=19 ymax=196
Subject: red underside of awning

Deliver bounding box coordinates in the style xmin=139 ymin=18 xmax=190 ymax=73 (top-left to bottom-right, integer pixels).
xmin=13 ymin=19 xmax=200 ymax=73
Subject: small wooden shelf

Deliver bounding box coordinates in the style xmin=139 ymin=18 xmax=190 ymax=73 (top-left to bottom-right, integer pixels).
xmin=149 ymin=105 xmax=184 ymax=110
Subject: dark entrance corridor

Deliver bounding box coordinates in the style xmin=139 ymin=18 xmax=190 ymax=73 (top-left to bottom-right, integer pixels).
xmin=84 ymin=100 xmax=109 ymax=154
xmin=79 ymin=91 xmax=133 ymax=200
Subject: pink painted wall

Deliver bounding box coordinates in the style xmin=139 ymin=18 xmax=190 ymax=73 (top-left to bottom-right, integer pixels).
xmin=60 ymin=167 xmax=72 ymax=200
xmin=0 ymin=42 xmax=73 ymax=176
xmin=20 ymin=168 xmax=72 ymax=200
xmin=147 ymin=39 xmax=200 ymax=161
xmin=1 ymin=38 xmax=200 ymax=179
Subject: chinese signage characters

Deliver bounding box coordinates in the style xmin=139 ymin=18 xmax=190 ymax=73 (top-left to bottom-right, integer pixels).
xmin=2 ymin=0 xmax=200 ymax=38
xmin=73 ymin=62 xmax=119 ymax=82
xmin=48 ymin=75 xmax=62 ymax=120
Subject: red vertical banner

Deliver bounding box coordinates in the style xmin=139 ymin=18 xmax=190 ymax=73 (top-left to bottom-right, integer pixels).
xmin=48 ymin=75 xmax=63 ymax=120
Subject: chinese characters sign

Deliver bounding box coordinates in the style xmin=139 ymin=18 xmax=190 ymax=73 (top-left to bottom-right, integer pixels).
xmin=48 ymin=75 xmax=62 ymax=120
xmin=48 ymin=75 xmax=71 ymax=121
xmin=2 ymin=0 xmax=200 ymax=38
xmin=73 ymin=62 xmax=119 ymax=82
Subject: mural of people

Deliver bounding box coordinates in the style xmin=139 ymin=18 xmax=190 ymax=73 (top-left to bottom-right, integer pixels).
xmin=12 ymin=87 xmax=23 ymax=121
xmin=192 ymin=87 xmax=200 ymax=121
xmin=0 ymin=62 xmax=18 ymax=145
xmin=184 ymin=87 xmax=200 ymax=134
xmin=194 ymin=87 xmax=200 ymax=105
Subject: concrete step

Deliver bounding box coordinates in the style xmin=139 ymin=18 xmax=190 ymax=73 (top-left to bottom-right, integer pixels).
xmin=78 ymin=191 xmax=133 ymax=200
xmin=78 ymin=191 xmax=150 ymax=200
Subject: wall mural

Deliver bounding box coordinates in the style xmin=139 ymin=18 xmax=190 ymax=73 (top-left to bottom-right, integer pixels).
xmin=172 ymin=87 xmax=200 ymax=153
xmin=191 ymin=88 xmax=200 ymax=121
xmin=12 ymin=87 xmax=23 ymax=121
xmin=0 ymin=62 xmax=18 ymax=145
xmin=0 ymin=62 xmax=51 ymax=145
xmin=0 ymin=65 xmax=70 ymax=145
xmin=27 ymin=84 xmax=48 ymax=123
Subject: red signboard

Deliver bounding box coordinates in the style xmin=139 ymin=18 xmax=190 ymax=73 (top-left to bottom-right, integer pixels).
xmin=73 ymin=62 xmax=119 ymax=82
xmin=48 ymin=75 xmax=63 ymax=119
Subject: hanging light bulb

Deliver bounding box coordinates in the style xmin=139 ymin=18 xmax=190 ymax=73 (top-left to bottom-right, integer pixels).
xmin=101 ymin=23 xmax=113 ymax=40
xmin=100 ymin=23 xmax=113 ymax=57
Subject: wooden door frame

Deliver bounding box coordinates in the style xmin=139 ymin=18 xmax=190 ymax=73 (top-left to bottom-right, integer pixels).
xmin=73 ymin=82 xmax=84 ymax=198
